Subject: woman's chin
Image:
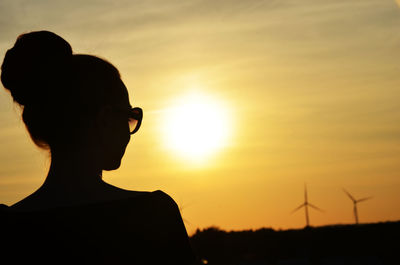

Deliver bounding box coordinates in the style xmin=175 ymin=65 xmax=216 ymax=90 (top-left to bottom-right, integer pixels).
xmin=102 ymin=159 xmax=122 ymax=171
xmin=101 ymin=148 xmax=126 ymax=171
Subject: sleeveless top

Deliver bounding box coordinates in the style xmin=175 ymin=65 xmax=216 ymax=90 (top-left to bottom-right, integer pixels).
xmin=0 ymin=190 xmax=196 ymax=265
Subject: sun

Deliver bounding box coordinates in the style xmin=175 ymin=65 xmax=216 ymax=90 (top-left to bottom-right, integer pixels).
xmin=163 ymin=92 xmax=231 ymax=162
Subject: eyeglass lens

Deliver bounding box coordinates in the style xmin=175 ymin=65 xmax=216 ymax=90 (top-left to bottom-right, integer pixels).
xmin=128 ymin=118 xmax=139 ymax=133
xmin=128 ymin=108 xmax=142 ymax=134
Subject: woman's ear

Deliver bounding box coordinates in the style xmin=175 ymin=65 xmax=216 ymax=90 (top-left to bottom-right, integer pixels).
xmin=95 ymin=105 xmax=116 ymax=146
xmin=96 ymin=105 xmax=113 ymax=130
xmin=93 ymin=105 xmax=129 ymax=171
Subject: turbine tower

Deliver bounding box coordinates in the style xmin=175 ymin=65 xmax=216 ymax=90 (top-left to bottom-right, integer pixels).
xmin=343 ymin=189 xmax=372 ymax=224
xmin=292 ymin=183 xmax=323 ymax=227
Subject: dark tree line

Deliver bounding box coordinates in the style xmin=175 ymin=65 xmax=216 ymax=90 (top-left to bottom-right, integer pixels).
xmin=190 ymin=221 xmax=400 ymax=265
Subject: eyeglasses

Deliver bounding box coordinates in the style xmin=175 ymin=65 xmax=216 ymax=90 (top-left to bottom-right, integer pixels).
xmin=110 ymin=106 xmax=143 ymax=134
xmin=127 ymin=107 xmax=143 ymax=134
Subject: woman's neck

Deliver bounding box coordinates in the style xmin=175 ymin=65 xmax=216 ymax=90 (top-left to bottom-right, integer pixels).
xmin=11 ymin=145 xmax=139 ymax=212
xmin=41 ymin=147 xmax=104 ymax=192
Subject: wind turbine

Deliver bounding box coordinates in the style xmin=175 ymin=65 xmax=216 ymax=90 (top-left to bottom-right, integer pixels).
xmin=343 ymin=189 xmax=372 ymax=224
xmin=292 ymin=183 xmax=323 ymax=227
xmin=177 ymin=199 xmax=193 ymax=227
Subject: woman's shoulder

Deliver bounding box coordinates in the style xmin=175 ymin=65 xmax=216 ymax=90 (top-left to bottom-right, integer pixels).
xmin=63 ymin=189 xmax=182 ymax=228
xmin=0 ymin=203 xmax=9 ymax=213
xmin=139 ymin=189 xmax=179 ymax=209
xmin=1 ymin=189 xmax=181 ymax=226
xmin=126 ymin=189 xmax=174 ymax=202
xmin=90 ymin=189 xmax=178 ymax=211
xmin=0 ymin=191 xmax=196 ymax=264
xmin=104 ymin=190 xmax=182 ymax=225
xmin=0 ymin=190 xmax=180 ymax=223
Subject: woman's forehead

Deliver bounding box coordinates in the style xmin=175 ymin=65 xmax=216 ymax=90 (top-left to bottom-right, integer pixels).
xmin=115 ymin=78 xmax=131 ymax=107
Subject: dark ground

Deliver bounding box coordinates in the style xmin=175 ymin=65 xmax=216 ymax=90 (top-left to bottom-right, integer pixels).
xmin=190 ymin=221 xmax=400 ymax=265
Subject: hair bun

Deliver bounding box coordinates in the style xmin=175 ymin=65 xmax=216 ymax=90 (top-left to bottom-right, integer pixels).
xmin=1 ymin=31 xmax=73 ymax=106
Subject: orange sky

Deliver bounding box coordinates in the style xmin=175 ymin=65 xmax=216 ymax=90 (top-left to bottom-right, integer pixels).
xmin=1 ymin=0 xmax=400 ymax=235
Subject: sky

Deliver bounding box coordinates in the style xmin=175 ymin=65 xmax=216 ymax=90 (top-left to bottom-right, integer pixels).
xmin=1 ymin=0 xmax=400 ymax=235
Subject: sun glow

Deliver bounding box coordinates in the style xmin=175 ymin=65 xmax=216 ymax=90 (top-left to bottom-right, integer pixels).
xmin=163 ymin=92 xmax=231 ymax=162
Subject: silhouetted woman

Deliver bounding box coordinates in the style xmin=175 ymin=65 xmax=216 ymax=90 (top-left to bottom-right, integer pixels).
xmin=0 ymin=31 xmax=196 ymax=264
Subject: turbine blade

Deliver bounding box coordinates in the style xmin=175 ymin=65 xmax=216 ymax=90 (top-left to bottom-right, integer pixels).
xmin=308 ymin=203 xmax=324 ymax=212
xmin=291 ymin=203 xmax=305 ymax=214
xmin=343 ymin=188 xmax=355 ymax=202
xmin=357 ymin=196 xmax=373 ymax=203
xmin=304 ymin=183 xmax=308 ymax=203
xmin=182 ymin=217 xmax=192 ymax=226
xmin=178 ymin=202 xmax=193 ymax=212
